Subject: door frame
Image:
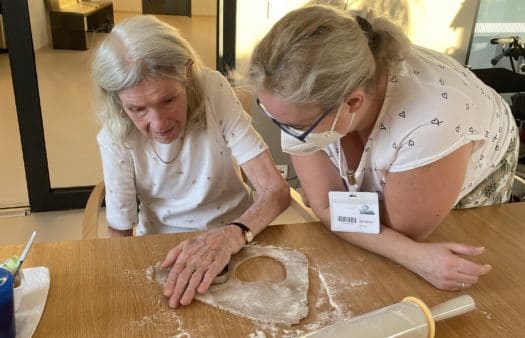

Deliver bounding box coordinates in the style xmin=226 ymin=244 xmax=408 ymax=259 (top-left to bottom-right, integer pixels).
xmin=1 ymin=0 xmax=236 ymax=212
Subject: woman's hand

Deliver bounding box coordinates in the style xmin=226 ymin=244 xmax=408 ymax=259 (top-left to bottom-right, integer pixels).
xmin=161 ymin=226 xmax=244 ymax=308
xmin=409 ymin=242 xmax=492 ymax=290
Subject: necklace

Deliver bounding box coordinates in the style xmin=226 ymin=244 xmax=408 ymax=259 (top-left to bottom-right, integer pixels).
xmin=149 ymin=134 xmax=185 ymax=165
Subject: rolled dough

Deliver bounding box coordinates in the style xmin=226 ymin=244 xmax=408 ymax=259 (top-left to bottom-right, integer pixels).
xmin=147 ymin=245 xmax=309 ymax=325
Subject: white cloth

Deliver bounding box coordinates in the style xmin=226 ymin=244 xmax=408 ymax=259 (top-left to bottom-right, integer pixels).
xmin=15 ymin=267 xmax=50 ymax=338
xmin=324 ymin=46 xmax=517 ymax=204
xmin=97 ymin=69 xmax=267 ymax=234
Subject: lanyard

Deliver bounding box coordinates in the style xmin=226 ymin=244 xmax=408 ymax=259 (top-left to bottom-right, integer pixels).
xmin=338 ymin=140 xmax=358 ymax=192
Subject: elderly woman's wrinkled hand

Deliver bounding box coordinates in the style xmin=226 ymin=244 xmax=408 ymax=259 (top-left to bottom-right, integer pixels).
xmin=161 ymin=227 xmax=243 ymax=308
xmin=411 ymin=242 xmax=492 ymax=291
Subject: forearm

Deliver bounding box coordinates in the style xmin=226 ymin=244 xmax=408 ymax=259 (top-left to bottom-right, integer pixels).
xmin=316 ymin=206 xmax=419 ymax=269
xmin=336 ymin=226 xmax=420 ymax=268
xmin=235 ymin=183 xmax=291 ymax=238
xmin=233 ymin=149 xmax=291 ymax=249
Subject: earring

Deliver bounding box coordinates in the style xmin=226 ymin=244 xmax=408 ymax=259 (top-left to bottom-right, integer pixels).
xmin=120 ymin=108 xmax=126 ymax=118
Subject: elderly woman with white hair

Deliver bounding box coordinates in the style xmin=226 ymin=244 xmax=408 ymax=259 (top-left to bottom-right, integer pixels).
xmin=91 ymin=15 xmax=290 ymax=308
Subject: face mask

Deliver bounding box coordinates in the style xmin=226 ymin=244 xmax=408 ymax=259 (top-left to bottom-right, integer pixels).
xmin=281 ymin=105 xmax=355 ymax=156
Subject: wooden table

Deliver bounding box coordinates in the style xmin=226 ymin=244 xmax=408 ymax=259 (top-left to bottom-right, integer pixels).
xmin=1 ymin=202 xmax=525 ymax=337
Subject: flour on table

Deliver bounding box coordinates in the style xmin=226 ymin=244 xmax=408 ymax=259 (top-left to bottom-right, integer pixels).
xmin=145 ymin=248 xmax=371 ymax=337
xmin=479 ymin=310 xmax=493 ymax=320
xmin=147 ymin=245 xmax=309 ymax=326
xmin=248 ymin=330 xmax=267 ymax=338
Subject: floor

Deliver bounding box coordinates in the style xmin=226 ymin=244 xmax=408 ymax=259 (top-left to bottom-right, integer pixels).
xmin=0 ymin=209 xmax=106 ymax=246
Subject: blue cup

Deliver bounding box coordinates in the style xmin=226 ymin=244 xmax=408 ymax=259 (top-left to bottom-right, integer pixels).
xmin=0 ymin=267 xmax=15 ymax=338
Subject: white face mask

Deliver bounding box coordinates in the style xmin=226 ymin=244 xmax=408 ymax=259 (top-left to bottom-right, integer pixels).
xmin=281 ymin=105 xmax=354 ymax=156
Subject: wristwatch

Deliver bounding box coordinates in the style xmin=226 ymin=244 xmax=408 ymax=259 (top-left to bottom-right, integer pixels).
xmin=228 ymin=222 xmax=254 ymax=244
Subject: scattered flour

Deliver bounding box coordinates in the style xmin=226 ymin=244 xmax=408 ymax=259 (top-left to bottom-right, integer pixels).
xmin=142 ymin=255 xmax=368 ymax=337
xmin=350 ymin=279 xmax=368 ymax=287
xmin=169 ymin=333 xmax=191 ymax=338
xmin=304 ymin=322 xmax=322 ymax=331
xmin=131 ymin=309 xmax=191 ymax=337
xmin=318 ymin=270 xmax=343 ymax=316
xmin=480 ymin=310 xmax=493 ymax=320
xmin=248 ymin=330 xmax=267 ymax=338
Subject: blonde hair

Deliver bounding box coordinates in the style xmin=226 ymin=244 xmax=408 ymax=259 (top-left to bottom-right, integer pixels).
xmin=91 ymin=15 xmax=206 ymax=142
xmin=248 ymin=4 xmax=411 ymax=110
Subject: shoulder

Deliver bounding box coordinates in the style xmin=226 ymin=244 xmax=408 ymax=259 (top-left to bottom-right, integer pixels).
xmin=97 ymin=126 xmax=141 ymax=150
xmin=200 ymin=68 xmax=229 ymax=92
xmin=198 ymin=68 xmax=236 ymax=113
xmin=96 ymin=127 xmax=113 ymax=145
xmin=386 ymin=49 xmax=473 ymax=122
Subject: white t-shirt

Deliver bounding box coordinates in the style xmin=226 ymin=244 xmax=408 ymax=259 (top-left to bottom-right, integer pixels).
xmin=324 ymin=46 xmax=517 ymax=204
xmin=97 ymin=69 xmax=267 ymax=235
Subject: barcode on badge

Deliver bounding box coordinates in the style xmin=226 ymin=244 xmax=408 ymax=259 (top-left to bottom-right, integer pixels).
xmin=338 ymin=216 xmax=357 ymax=224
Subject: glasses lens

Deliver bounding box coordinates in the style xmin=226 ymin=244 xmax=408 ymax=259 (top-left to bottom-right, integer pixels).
xmin=257 ymin=98 xmax=324 ymax=142
xmin=257 ymin=99 xmax=304 ymax=136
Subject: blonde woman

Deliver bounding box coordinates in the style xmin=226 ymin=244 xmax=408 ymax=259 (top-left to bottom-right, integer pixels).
xmin=249 ymin=5 xmax=519 ymax=290
xmin=91 ymin=16 xmax=290 ymax=307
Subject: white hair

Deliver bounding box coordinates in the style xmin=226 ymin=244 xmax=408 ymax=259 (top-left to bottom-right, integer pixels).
xmin=248 ymin=4 xmax=411 ymax=110
xmin=91 ymin=15 xmax=206 ymax=142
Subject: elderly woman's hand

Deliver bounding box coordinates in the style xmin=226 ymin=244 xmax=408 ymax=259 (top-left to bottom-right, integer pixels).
xmin=161 ymin=226 xmax=244 ymax=308
xmin=409 ymin=242 xmax=492 ymax=291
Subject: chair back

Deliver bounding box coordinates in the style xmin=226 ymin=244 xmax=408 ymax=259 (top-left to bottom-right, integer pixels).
xmin=82 ymin=181 xmax=105 ymax=240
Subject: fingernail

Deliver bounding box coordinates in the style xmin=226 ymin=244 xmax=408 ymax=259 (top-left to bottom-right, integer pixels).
xmin=477 ymin=246 xmax=485 ymax=252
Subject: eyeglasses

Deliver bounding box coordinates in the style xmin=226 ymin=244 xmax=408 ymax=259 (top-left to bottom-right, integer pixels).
xmin=256 ymin=98 xmax=332 ymax=142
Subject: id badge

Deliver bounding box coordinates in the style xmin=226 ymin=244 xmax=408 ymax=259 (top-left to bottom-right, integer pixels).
xmin=329 ymin=191 xmax=380 ymax=234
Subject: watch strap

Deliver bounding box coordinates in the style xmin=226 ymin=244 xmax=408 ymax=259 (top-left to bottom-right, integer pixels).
xmin=228 ymin=222 xmax=253 ymax=244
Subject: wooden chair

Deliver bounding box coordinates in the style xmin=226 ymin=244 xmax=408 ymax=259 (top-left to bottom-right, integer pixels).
xmin=82 ymin=87 xmax=318 ymax=239
xmin=82 ymin=180 xmax=105 ymax=239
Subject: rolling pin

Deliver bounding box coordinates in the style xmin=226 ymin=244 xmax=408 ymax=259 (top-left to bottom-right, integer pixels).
xmin=303 ymin=295 xmax=475 ymax=338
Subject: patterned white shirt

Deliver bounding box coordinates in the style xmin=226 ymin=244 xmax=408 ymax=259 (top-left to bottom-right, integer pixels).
xmin=324 ymin=46 xmax=517 ymax=204
xmin=97 ymin=69 xmax=267 ymax=234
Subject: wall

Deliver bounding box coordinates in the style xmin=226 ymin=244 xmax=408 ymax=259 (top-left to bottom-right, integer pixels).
xmin=193 ymin=0 xmax=216 ymax=16
xmin=28 ymin=0 xmax=50 ymax=50
xmin=406 ymin=0 xmax=479 ymax=64
xmin=236 ymin=0 xmax=311 ymax=183
xmin=348 ymin=0 xmax=478 ymax=64
xmin=112 ymin=0 xmax=141 ymax=12
xmin=236 ymin=0 xmax=479 ymax=67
